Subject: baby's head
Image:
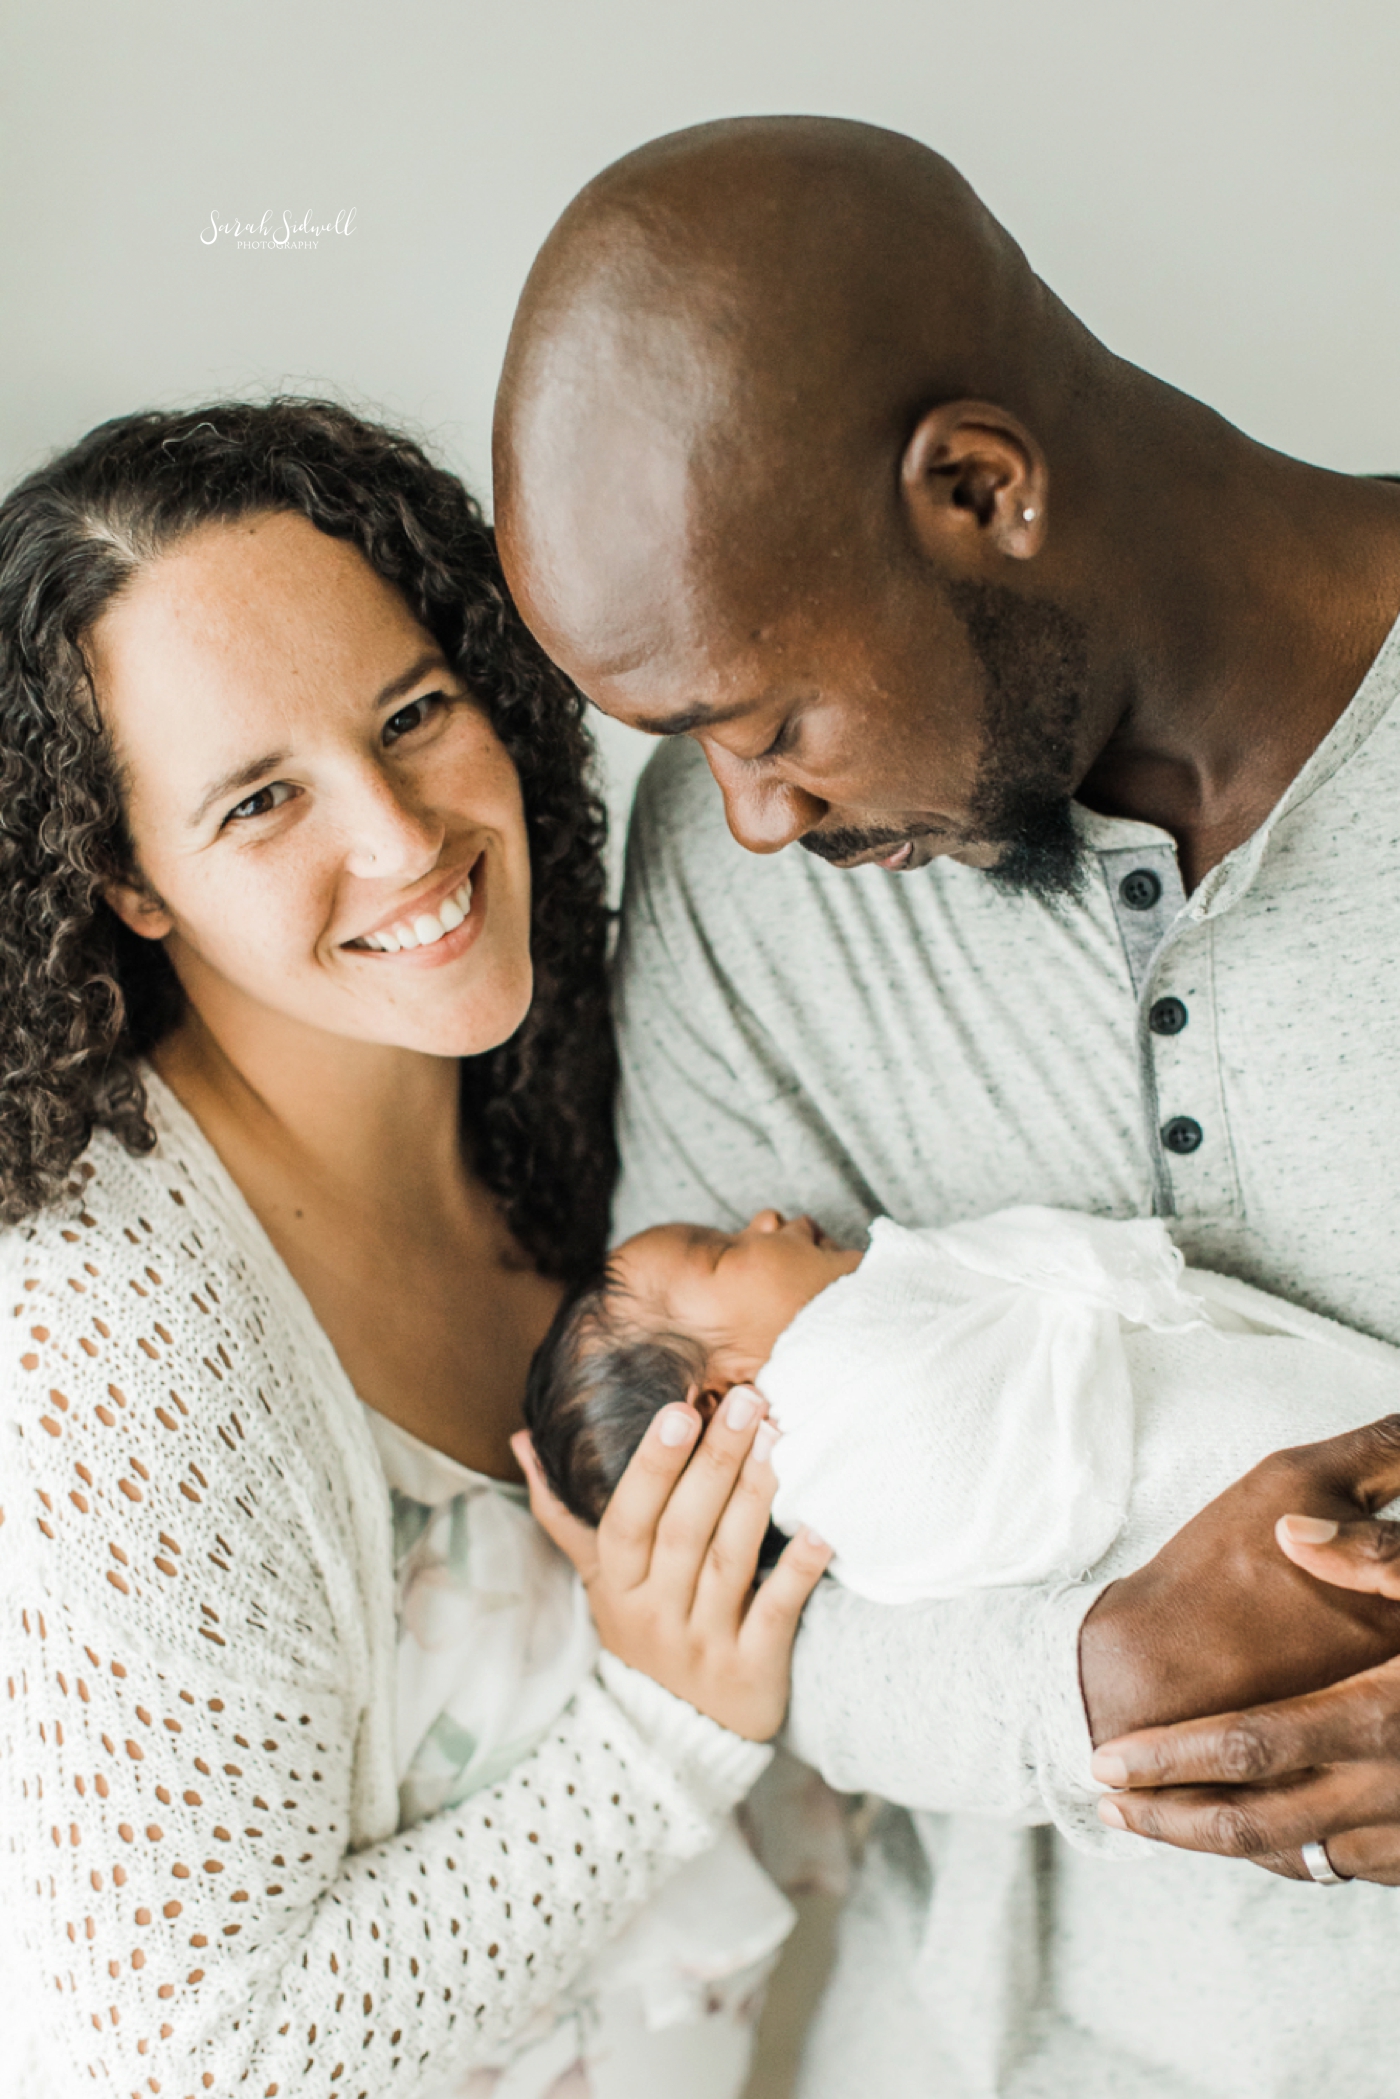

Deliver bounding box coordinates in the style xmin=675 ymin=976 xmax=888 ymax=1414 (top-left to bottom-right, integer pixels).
xmin=526 ymin=1209 xmax=860 ymax=1523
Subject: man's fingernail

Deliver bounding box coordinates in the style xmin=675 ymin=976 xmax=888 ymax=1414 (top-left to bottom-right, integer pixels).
xmin=725 ymin=1386 xmax=759 ymax=1430
xmin=1279 ymin=1514 xmax=1339 ymax=1545
xmin=658 ymin=1407 xmax=698 ymax=1447
xmin=1097 ymin=1797 xmax=1127 ymax=1829
xmin=1090 ymin=1751 xmax=1129 ymax=1787
xmin=753 ymin=1421 xmax=779 ymax=1464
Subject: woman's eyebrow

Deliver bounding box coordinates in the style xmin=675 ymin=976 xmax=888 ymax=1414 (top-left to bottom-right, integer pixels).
xmin=187 ymin=651 xmax=452 ymax=827
xmin=375 ymin=649 xmax=451 ymax=709
xmin=188 ymin=748 xmax=289 ymax=828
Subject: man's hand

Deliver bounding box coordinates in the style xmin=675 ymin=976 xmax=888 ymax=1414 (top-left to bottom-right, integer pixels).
xmin=1081 ymin=1416 xmax=1400 ymax=1882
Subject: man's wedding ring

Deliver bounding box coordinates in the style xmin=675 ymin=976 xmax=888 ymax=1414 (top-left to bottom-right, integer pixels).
xmin=1301 ymin=1840 xmax=1349 ymax=1885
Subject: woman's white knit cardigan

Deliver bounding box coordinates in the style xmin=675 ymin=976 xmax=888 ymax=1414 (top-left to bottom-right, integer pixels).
xmin=0 ymin=1078 xmax=769 ymax=2098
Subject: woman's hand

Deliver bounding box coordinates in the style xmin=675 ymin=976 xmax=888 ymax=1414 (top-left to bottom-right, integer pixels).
xmin=1082 ymin=1417 xmax=1400 ymax=1882
xmin=512 ymin=1389 xmax=832 ymax=1740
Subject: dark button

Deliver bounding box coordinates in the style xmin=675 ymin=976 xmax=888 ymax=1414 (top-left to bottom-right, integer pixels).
xmin=1149 ymin=997 xmax=1189 ymax=1036
xmin=1161 ymin=1116 xmax=1203 ymax=1155
xmin=1119 ymin=868 xmax=1163 ymax=911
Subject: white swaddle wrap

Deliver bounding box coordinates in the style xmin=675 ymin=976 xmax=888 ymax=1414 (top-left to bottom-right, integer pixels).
xmin=756 ymin=1206 xmax=1400 ymax=1603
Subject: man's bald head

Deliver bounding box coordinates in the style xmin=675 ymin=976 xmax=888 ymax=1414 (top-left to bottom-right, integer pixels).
xmin=494 ymin=117 xmax=1125 ymax=883
xmin=497 ymin=119 xmax=1064 ymax=650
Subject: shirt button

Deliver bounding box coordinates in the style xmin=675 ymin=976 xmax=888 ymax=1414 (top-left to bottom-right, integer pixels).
xmin=1119 ymin=868 xmax=1163 ymax=911
xmin=1149 ymin=996 xmax=1189 ymax=1035
xmin=1161 ymin=1116 xmax=1203 ymax=1155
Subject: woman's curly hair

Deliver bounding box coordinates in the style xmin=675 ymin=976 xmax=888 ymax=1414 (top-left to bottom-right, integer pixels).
xmin=0 ymin=397 xmax=616 ymax=1277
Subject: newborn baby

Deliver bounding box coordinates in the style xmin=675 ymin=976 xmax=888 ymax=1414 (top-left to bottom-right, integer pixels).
xmin=526 ymin=1204 xmax=1400 ymax=1602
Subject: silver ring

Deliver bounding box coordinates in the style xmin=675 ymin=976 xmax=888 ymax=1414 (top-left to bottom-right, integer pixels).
xmin=1301 ymin=1839 xmax=1348 ymax=1885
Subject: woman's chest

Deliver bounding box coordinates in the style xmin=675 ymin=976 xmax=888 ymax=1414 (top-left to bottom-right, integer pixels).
xmin=279 ymin=1211 xmax=564 ymax=1477
xmin=368 ymin=1407 xmax=596 ymax=1823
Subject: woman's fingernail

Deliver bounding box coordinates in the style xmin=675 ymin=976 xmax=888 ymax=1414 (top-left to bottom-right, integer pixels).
xmin=658 ymin=1407 xmax=698 ymax=1447
xmin=800 ymin=1526 xmax=831 ymax=1553
xmin=752 ymin=1422 xmax=779 ymax=1464
xmin=1279 ymin=1514 xmax=1339 ymax=1545
xmin=725 ymin=1386 xmax=759 ymax=1430
xmin=1090 ymin=1751 xmax=1129 ymax=1787
xmin=1097 ymin=1797 xmax=1127 ymax=1829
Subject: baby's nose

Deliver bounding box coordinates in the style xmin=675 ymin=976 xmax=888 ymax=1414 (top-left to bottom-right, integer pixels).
xmin=747 ymin=1208 xmax=785 ymax=1234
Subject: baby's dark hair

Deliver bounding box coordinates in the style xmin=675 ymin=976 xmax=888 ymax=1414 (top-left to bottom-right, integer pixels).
xmin=525 ymin=1263 xmax=707 ymax=1524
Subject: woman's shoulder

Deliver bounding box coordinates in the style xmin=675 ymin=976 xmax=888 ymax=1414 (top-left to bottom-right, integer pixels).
xmin=0 ymin=1101 xmax=367 ymax=1691
xmin=5 ymin=1081 xmax=222 ymax=1264
xmin=0 ymin=1077 xmax=374 ymax=1501
xmin=3 ymin=1073 xmax=303 ymax=1353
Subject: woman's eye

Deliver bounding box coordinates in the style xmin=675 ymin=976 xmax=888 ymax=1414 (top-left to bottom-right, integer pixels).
xmin=226 ymin=780 xmax=295 ymax=823
xmin=384 ymin=691 xmax=447 ymax=745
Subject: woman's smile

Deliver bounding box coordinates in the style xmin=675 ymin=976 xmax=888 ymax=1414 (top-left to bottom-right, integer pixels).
xmin=342 ymin=849 xmax=486 ymax=962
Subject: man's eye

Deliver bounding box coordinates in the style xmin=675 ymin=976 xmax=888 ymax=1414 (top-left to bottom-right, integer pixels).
xmin=756 ymin=717 xmax=795 ymax=762
xmin=384 ymin=692 xmax=447 ymax=745
xmin=226 ymin=781 xmax=295 ymax=823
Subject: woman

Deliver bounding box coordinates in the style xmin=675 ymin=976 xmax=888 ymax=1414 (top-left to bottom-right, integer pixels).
xmin=0 ymin=400 xmax=829 ymax=2096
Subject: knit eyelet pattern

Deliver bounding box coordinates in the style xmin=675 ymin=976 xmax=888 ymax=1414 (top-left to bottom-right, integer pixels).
xmin=0 ymin=1113 xmax=765 ymax=2099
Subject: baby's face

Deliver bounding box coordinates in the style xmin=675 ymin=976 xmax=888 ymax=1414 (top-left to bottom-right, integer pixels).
xmin=611 ymin=1210 xmax=862 ymax=1387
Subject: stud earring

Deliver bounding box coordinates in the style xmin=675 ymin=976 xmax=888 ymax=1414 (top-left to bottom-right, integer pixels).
xmin=1021 ymin=506 xmax=1038 ymax=524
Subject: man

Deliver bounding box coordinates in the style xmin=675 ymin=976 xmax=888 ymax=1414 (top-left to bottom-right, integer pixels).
xmin=494 ymin=116 xmax=1400 ymax=2092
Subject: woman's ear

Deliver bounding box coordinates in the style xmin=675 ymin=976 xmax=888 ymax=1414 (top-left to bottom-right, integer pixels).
xmin=102 ymin=877 xmax=174 ymax=942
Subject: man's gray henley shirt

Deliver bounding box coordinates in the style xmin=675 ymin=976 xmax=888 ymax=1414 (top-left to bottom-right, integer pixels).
xmin=613 ymin=612 xmax=1400 ymax=2098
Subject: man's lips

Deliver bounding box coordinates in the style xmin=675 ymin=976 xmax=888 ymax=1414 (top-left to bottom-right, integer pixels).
xmin=823 ymin=827 xmax=1004 ymax=873
xmin=832 ymin=838 xmax=939 ymax=872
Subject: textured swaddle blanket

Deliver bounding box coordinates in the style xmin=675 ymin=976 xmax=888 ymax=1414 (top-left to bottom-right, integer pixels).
xmin=756 ymin=1206 xmax=1400 ymax=1603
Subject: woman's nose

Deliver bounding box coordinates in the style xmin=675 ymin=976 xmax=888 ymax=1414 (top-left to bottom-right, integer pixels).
xmin=340 ymin=769 xmax=444 ymax=882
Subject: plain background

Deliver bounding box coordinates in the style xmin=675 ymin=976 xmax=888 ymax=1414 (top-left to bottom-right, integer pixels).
xmin=4 ymin=0 xmax=1400 ymax=835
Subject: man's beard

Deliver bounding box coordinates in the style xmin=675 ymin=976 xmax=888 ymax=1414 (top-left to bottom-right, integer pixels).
xmin=800 ymin=580 xmax=1090 ymax=904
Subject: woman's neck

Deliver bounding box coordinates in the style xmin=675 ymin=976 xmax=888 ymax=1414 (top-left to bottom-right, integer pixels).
xmin=153 ymin=999 xmax=467 ymax=1221
xmin=151 ymin=998 xmax=558 ymax=1480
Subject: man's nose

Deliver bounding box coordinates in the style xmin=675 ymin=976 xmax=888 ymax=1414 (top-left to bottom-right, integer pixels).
xmin=701 ymin=744 xmax=826 ymax=855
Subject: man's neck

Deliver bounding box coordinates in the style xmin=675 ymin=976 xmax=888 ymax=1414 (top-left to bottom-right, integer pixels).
xmin=1066 ymin=380 xmax=1400 ymax=888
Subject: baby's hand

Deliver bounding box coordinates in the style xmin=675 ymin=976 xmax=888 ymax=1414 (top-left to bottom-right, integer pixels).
xmin=513 ymin=1389 xmax=830 ymax=1740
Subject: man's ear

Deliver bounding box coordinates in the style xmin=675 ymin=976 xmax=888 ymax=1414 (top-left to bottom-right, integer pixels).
xmin=102 ymin=877 xmax=174 ymax=943
xmin=899 ymin=399 xmax=1048 ymax=565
